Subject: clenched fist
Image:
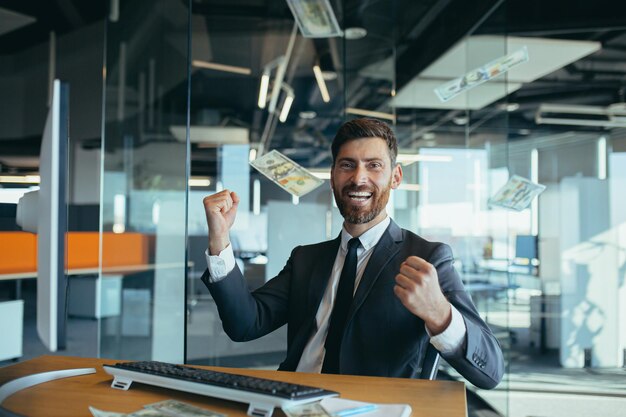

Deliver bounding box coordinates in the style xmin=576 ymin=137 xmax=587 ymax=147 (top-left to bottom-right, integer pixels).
xmin=394 ymin=256 xmax=452 ymax=335
xmin=203 ymin=190 xmax=240 ymax=255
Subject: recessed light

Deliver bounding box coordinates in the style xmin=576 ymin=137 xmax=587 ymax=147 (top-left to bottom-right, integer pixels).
xmin=344 ymin=27 xmax=367 ymax=40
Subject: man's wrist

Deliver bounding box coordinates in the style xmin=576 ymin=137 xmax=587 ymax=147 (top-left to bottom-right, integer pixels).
xmin=209 ymin=237 xmax=230 ymax=255
xmin=425 ymin=302 xmax=452 ymax=336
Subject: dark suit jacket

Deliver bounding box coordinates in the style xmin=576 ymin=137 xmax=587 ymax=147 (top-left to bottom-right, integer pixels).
xmin=202 ymin=220 xmax=504 ymax=389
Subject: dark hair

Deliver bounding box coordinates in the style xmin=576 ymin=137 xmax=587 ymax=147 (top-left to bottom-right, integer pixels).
xmin=331 ymin=118 xmax=398 ymax=166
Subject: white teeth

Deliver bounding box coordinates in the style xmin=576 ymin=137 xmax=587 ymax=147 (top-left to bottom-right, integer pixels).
xmin=348 ymin=192 xmax=372 ymax=197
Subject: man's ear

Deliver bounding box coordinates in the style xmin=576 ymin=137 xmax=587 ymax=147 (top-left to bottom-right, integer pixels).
xmin=391 ymin=163 xmax=403 ymax=189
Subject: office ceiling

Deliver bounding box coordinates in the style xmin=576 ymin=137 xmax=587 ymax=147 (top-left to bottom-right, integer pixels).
xmin=1 ymin=0 xmax=626 ymax=177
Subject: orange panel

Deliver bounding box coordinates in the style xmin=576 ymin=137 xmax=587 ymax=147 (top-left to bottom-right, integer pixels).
xmin=66 ymin=232 xmax=99 ymax=269
xmin=0 ymin=232 xmax=37 ymax=274
xmin=101 ymin=232 xmax=149 ymax=268
xmin=0 ymin=231 xmax=150 ymax=274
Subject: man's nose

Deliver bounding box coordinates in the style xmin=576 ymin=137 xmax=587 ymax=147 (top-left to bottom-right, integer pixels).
xmin=352 ymin=165 xmax=368 ymax=184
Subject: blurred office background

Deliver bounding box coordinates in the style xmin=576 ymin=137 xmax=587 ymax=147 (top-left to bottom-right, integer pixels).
xmin=1 ymin=1 xmax=625 ymax=416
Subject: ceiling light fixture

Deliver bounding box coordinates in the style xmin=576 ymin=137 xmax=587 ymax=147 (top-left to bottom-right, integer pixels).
xmin=189 ymin=177 xmax=211 ymax=187
xmin=505 ymin=102 xmax=520 ymax=112
xmin=279 ymin=83 xmax=295 ymax=123
xmin=299 ymin=111 xmax=317 ymax=119
xmin=309 ymin=169 xmax=331 ymax=179
xmin=396 ymin=154 xmax=452 ymax=166
xmin=192 ymin=60 xmax=251 ymax=75
xmin=536 ymin=103 xmax=626 ymax=128
xmin=0 ymin=175 xmax=40 ymax=184
xmin=344 ymin=27 xmax=367 ymax=40
xmin=313 ymin=65 xmax=331 ymax=103
xmin=453 ymin=116 xmax=468 ymax=125
xmin=345 ymin=107 xmax=395 ymax=121
xmin=258 ymin=72 xmax=270 ymax=109
xmin=321 ymin=70 xmax=337 ymax=81
xmin=398 ymin=183 xmax=420 ymax=191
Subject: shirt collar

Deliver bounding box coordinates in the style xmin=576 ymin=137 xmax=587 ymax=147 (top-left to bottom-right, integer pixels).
xmin=340 ymin=216 xmax=391 ymax=252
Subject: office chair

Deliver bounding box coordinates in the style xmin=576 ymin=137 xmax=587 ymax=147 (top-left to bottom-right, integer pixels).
xmin=419 ymin=344 xmax=441 ymax=380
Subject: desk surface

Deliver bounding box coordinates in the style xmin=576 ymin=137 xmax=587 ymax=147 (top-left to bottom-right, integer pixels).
xmin=0 ymin=356 xmax=467 ymax=417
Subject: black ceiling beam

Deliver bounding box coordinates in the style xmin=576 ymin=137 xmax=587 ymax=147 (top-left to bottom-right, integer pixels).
xmin=395 ymin=0 xmax=504 ymax=92
xmin=477 ymin=0 xmax=626 ymax=38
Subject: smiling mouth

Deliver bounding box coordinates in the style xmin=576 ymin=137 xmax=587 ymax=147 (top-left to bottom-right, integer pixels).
xmin=346 ymin=191 xmax=373 ymax=202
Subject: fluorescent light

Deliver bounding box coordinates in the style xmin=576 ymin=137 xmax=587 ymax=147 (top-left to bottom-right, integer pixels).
xmin=152 ymin=201 xmax=160 ymax=224
xmin=536 ymin=103 xmax=626 ymax=128
xmin=279 ymin=94 xmax=294 ymax=123
xmin=170 ymin=125 xmax=249 ymax=145
xmin=398 ymin=183 xmax=420 ymax=191
xmin=0 ymin=175 xmax=40 ymax=184
xmin=531 ymin=148 xmax=539 ymax=236
xmin=253 ymin=179 xmax=261 ymax=215
xmin=189 ymin=177 xmax=211 ymax=187
xmin=258 ymin=73 xmax=270 ymax=108
xmin=113 ymin=194 xmax=126 ymax=234
xmin=313 ymin=65 xmax=330 ymax=102
xmin=292 ymin=194 xmax=299 ymax=205
xmin=396 ymin=154 xmax=452 ymax=166
xmin=310 ymin=169 xmax=331 ymax=179
xmin=598 ymin=137 xmax=607 ymax=180
xmin=192 ymin=60 xmax=251 ymax=75
xmin=345 ymin=107 xmax=395 ymax=122
xmin=249 ymin=148 xmax=257 ymax=162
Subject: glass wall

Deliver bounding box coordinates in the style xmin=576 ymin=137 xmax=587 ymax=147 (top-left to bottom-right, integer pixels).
xmin=98 ymin=1 xmax=626 ymax=417
xmin=100 ymin=0 xmax=189 ymax=362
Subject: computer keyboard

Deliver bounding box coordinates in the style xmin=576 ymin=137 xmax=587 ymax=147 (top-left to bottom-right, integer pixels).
xmin=103 ymin=361 xmax=339 ymax=417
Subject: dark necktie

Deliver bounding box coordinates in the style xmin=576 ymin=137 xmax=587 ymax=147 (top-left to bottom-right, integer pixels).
xmin=322 ymin=237 xmax=360 ymax=374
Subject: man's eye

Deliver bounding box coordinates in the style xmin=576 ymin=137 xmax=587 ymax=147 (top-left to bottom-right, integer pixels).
xmin=370 ymin=162 xmax=382 ymax=169
xmin=340 ymin=162 xmax=354 ymax=169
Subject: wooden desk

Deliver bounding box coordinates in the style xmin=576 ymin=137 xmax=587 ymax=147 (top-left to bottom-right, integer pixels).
xmin=0 ymin=356 xmax=467 ymax=417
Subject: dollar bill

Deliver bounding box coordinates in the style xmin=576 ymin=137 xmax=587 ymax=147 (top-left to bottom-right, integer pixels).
xmin=282 ymin=402 xmax=330 ymax=417
xmin=488 ymin=175 xmax=546 ymax=211
xmin=250 ymin=149 xmax=325 ymax=197
xmin=127 ymin=409 xmax=173 ymax=417
xmin=144 ymin=400 xmax=227 ymax=417
xmin=435 ymin=46 xmax=529 ymax=102
xmin=88 ymin=407 xmax=127 ymax=417
xmin=286 ymin=0 xmax=342 ymax=38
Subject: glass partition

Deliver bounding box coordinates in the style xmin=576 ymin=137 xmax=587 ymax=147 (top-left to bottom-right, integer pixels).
xmin=99 ymin=2 xmax=626 ymax=417
xmin=100 ymin=0 xmax=190 ymax=362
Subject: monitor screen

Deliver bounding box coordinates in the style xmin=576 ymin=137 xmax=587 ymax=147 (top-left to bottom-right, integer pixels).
xmin=515 ymin=235 xmax=538 ymax=261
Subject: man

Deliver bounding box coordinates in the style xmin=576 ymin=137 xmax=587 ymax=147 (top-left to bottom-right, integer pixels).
xmin=202 ymin=118 xmax=504 ymax=389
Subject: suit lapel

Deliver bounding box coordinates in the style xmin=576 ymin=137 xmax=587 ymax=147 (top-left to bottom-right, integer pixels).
xmin=307 ymin=235 xmax=341 ymax=317
xmin=350 ymin=220 xmax=404 ymax=316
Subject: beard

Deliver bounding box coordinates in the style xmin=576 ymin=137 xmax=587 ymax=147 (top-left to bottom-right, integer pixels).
xmin=334 ymin=179 xmax=392 ymax=224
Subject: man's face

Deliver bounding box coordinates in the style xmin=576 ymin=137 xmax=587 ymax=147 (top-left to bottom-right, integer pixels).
xmin=330 ymin=137 xmax=402 ymax=225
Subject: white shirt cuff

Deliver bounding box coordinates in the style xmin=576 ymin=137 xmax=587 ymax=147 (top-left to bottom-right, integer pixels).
xmin=427 ymin=304 xmax=467 ymax=355
xmin=205 ymin=244 xmax=236 ymax=283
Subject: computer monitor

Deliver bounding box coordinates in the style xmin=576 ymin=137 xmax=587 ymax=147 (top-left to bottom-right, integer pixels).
xmin=515 ymin=234 xmax=538 ymax=262
xmin=17 ymin=79 xmax=69 ymax=351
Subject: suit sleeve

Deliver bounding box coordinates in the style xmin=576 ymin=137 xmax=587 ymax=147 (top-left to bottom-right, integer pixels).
xmin=430 ymin=243 xmax=505 ymax=389
xmin=201 ymin=246 xmax=299 ymax=342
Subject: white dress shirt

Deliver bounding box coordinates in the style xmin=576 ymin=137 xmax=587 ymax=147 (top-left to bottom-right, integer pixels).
xmin=206 ymin=216 xmax=466 ymax=373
